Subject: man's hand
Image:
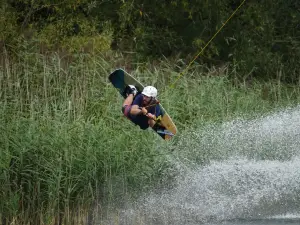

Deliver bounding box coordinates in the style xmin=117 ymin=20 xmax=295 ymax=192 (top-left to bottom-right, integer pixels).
xmin=141 ymin=107 xmax=148 ymax=115
xmin=146 ymin=113 xmax=156 ymax=120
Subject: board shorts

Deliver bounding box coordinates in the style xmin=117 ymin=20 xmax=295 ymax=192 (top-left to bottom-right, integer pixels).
xmin=122 ymin=105 xmax=132 ymax=118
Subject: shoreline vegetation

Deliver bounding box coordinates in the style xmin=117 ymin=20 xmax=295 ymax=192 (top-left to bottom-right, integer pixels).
xmin=1 ymin=0 xmax=300 ymax=224
xmin=1 ymin=52 xmax=300 ymax=224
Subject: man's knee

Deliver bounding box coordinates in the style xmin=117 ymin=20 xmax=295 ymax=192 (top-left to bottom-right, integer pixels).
xmin=121 ymin=105 xmax=126 ymax=114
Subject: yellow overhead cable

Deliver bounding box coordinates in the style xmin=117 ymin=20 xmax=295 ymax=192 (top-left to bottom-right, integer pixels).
xmin=169 ymin=0 xmax=246 ymax=89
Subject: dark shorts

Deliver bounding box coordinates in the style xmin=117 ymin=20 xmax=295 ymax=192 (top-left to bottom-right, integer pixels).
xmin=122 ymin=105 xmax=149 ymax=130
xmin=122 ymin=105 xmax=132 ymax=118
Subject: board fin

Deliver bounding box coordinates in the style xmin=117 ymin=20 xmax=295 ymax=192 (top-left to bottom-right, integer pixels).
xmin=156 ymin=129 xmax=175 ymax=136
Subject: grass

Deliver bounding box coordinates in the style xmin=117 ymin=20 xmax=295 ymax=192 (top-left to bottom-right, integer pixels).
xmin=1 ymin=51 xmax=300 ymax=224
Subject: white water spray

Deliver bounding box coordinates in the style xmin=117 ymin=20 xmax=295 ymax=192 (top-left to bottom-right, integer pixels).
xmin=102 ymin=107 xmax=300 ymax=224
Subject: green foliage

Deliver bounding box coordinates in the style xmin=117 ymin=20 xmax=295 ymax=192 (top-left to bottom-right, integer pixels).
xmin=2 ymin=0 xmax=300 ymax=83
xmin=0 ymin=2 xmax=19 ymax=49
xmin=2 ymin=0 xmax=114 ymax=54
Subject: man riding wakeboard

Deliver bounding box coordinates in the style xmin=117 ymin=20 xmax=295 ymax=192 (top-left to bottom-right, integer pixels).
xmin=121 ymin=85 xmax=161 ymax=130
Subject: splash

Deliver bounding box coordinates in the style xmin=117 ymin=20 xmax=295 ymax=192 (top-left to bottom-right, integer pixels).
xmin=102 ymin=106 xmax=300 ymax=224
xmin=135 ymin=157 xmax=300 ymax=224
xmin=174 ymin=106 xmax=300 ymax=163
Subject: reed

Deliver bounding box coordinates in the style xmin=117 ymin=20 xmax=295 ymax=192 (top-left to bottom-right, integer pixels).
xmin=1 ymin=52 xmax=300 ymax=224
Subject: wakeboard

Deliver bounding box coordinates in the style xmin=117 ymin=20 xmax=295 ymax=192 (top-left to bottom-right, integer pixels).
xmin=108 ymin=68 xmax=177 ymax=140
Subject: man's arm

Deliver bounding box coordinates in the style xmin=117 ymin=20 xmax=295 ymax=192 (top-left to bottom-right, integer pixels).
xmin=130 ymin=105 xmax=147 ymax=115
xmin=129 ymin=94 xmax=148 ymax=115
xmin=130 ymin=104 xmax=156 ymax=127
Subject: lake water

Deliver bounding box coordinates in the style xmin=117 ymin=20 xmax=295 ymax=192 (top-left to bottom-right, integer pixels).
xmin=98 ymin=107 xmax=300 ymax=225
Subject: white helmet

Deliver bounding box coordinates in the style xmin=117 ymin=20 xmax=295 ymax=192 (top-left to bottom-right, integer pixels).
xmin=142 ymin=86 xmax=157 ymax=98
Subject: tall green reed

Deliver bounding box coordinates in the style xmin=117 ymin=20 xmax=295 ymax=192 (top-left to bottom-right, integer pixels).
xmin=0 ymin=52 xmax=170 ymax=224
xmin=1 ymin=51 xmax=300 ymax=224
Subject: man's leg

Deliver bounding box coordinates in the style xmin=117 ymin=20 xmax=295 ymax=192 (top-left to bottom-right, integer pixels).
xmin=122 ymin=93 xmax=134 ymax=107
xmin=122 ymin=85 xmax=137 ymax=118
xmin=122 ymin=94 xmax=134 ymax=118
